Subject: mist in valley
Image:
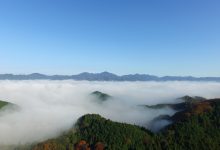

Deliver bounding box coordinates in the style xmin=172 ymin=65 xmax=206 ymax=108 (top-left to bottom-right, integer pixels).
xmin=0 ymin=80 xmax=220 ymax=145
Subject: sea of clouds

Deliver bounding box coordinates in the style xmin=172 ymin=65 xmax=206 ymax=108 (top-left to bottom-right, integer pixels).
xmin=0 ymin=80 xmax=220 ymax=145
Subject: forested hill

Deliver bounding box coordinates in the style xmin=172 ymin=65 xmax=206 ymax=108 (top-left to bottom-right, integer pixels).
xmin=32 ymin=98 xmax=220 ymax=150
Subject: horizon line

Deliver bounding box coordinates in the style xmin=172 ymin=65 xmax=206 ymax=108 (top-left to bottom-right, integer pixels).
xmin=0 ymin=72 xmax=220 ymax=78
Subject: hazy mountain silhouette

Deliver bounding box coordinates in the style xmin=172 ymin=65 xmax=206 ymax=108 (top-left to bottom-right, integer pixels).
xmin=0 ymin=72 xmax=220 ymax=81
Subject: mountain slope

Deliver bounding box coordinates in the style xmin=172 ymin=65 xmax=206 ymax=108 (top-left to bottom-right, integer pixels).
xmin=32 ymin=98 xmax=220 ymax=150
xmin=0 ymin=100 xmax=10 ymax=109
xmin=90 ymin=91 xmax=112 ymax=103
xmin=33 ymin=114 xmax=153 ymax=150
xmin=0 ymin=100 xmax=16 ymax=110
xmin=160 ymin=99 xmax=220 ymax=150
xmin=145 ymin=96 xmax=206 ymax=111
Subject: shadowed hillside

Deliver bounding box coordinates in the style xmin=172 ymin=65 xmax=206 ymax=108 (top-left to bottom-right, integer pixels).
xmin=0 ymin=100 xmax=16 ymax=110
xmin=0 ymin=100 xmax=9 ymax=109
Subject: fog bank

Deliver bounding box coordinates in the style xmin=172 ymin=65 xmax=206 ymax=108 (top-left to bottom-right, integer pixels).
xmin=0 ymin=80 xmax=220 ymax=145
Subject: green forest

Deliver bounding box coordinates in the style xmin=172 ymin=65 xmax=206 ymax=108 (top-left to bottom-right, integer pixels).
xmin=32 ymin=99 xmax=220 ymax=150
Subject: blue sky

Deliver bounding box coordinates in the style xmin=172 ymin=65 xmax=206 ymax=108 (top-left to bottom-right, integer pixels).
xmin=0 ymin=0 xmax=219 ymax=76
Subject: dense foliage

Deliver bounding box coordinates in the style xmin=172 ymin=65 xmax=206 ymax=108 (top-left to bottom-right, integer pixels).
xmin=157 ymin=99 xmax=220 ymax=150
xmin=75 ymin=114 xmax=153 ymax=150
xmin=32 ymin=99 xmax=220 ymax=150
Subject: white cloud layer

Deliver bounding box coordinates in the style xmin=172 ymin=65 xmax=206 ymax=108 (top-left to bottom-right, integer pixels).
xmin=0 ymin=80 xmax=220 ymax=145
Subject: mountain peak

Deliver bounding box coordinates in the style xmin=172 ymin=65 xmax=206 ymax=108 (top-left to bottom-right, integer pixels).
xmin=0 ymin=72 xmax=220 ymax=81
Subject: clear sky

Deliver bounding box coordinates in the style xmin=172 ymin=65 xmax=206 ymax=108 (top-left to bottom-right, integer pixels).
xmin=0 ymin=0 xmax=219 ymax=77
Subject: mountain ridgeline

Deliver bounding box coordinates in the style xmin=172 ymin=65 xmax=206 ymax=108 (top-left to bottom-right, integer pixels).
xmin=0 ymin=100 xmax=16 ymax=110
xmin=0 ymin=100 xmax=10 ymax=109
xmin=1 ymin=72 xmax=220 ymax=81
xmin=90 ymin=91 xmax=112 ymax=103
xmin=30 ymin=94 xmax=220 ymax=150
xmin=145 ymin=95 xmax=207 ymax=111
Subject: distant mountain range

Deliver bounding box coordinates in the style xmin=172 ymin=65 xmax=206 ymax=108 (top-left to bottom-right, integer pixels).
xmin=0 ymin=72 xmax=220 ymax=81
